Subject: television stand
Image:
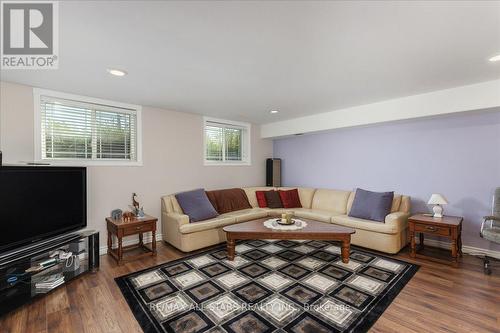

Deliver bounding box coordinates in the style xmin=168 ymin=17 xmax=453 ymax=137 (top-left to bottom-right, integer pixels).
xmin=0 ymin=233 xmax=81 ymax=266
xmin=0 ymin=231 xmax=99 ymax=316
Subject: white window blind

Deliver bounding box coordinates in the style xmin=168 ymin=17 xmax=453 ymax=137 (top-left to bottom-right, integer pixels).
xmin=39 ymin=95 xmax=139 ymax=163
xmin=204 ymin=118 xmax=250 ymax=165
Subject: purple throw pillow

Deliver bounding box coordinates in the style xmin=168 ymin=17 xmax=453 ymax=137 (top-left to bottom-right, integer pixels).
xmin=175 ymin=189 xmax=219 ymax=222
xmin=348 ymin=188 xmax=394 ymax=222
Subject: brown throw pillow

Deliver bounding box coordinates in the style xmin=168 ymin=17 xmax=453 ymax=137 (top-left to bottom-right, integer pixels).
xmin=206 ymin=192 xmax=219 ymax=212
xmin=205 ymin=188 xmax=252 ymax=214
xmin=265 ymin=190 xmax=283 ymax=208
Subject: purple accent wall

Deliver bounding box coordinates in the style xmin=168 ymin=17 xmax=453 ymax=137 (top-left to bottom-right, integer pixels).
xmin=273 ymin=111 xmax=500 ymax=251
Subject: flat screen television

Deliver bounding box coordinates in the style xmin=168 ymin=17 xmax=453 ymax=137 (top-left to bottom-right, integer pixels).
xmin=0 ymin=166 xmax=87 ymax=255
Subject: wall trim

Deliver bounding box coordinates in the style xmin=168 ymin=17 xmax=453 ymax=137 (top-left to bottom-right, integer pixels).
xmin=414 ymin=237 xmax=500 ymax=259
xmin=261 ymin=79 xmax=500 ymax=138
xmin=99 ymin=233 xmax=163 ymax=256
xmin=97 ymin=233 xmax=500 ymax=260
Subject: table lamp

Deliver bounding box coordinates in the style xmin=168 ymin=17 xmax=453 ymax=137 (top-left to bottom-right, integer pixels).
xmin=428 ymin=194 xmax=448 ymax=218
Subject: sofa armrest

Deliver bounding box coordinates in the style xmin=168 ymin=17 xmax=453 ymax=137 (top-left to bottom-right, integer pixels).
xmin=163 ymin=212 xmax=190 ymax=228
xmin=161 ymin=212 xmax=189 ymax=250
xmin=385 ymin=212 xmax=410 ymax=231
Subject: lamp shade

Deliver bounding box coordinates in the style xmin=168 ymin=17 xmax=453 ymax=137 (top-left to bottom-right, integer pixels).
xmin=428 ymin=194 xmax=448 ymax=205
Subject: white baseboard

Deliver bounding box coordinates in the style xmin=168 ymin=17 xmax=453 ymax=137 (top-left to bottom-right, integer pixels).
xmin=414 ymin=237 xmax=500 ymax=259
xmin=96 ymin=233 xmax=500 ymax=260
xmin=99 ymin=233 xmax=163 ymax=256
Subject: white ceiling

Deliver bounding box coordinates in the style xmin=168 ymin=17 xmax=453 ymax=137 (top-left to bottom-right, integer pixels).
xmin=1 ymin=1 xmax=500 ymax=124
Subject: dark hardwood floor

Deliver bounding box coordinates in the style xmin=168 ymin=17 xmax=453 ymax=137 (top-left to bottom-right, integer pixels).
xmin=1 ymin=241 xmax=499 ymax=333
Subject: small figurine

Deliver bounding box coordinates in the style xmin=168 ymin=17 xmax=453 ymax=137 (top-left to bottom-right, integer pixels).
xmin=123 ymin=211 xmax=134 ymax=222
xmin=137 ymin=207 xmax=145 ymax=218
xmin=111 ymin=209 xmax=123 ymax=220
xmin=132 ymin=193 xmax=140 ymax=214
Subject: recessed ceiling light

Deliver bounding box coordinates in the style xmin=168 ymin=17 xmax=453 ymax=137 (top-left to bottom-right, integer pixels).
xmin=107 ymin=68 xmax=127 ymax=76
xmin=488 ymin=54 xmax=500 ymax=62
xmin=270 ymin=110 xmax=279 ymax=114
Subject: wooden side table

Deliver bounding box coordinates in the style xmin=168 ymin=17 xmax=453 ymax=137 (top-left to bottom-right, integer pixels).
xmin=408 ymin=214 xmax=463 ymax=267
xmin=106 ymin=214 xmax=158 ymax=265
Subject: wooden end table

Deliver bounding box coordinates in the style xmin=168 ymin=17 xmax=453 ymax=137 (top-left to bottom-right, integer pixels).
xmin=223 ymin=218 xmax=355 ymax=263
xmin=106 ymin=214 xmax=157 ymax=265
xmin=408 ymin=214 xmax=463 ymax=267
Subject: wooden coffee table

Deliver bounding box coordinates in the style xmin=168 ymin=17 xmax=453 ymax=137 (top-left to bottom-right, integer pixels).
xmin=223 ymin=218 xmax=356 ymax=263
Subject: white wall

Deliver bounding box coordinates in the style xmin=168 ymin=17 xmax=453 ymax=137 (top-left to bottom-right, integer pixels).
xmin=0 ymin=81 xmax=273 ymax=247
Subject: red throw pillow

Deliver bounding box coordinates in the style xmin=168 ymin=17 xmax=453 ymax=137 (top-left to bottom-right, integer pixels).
xmin=278 ymin=189 xmax=302 ymax=208
xmin=255 ymin=191 xmax=268 ymax=208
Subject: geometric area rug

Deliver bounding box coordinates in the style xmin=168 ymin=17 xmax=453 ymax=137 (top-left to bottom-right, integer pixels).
xmin=115 ymin=239 xmax=419 ymax=333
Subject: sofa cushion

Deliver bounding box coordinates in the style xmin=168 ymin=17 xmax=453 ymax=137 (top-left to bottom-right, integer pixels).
xmin=162 ymin=195 xmax=183 ymax=214
xmin=162 ymin=194 xmax=186 ymax=214
xmin=206 ymin=188 xmax=252 ymax=214
xmin=243 ymin=187 xmax=275 ymax=207
xmin=255 ymin=191 xmax=268 ymax=208
xmin=293 ymin=208 xmax=341 ymax=223
xmin=399 ymin=196 xmax=411 ymax=213
xmin=267 ymin=208 xmax=292 ymax=216
xmin=225 ymin=208 xmax=269 ymax=222
xmin=179 ymin=216 xmax=237 ymax=234
xmin=311 ymin=189 xmax=351 ymax=213
xmin=349 ymin=188 xmax=394 ymax=222
xmin=346 ymin=192 xmax=355 ymax=214
xmin=175 ymin=189 xmax=219 ymax=222
xmin=332 ymin=214 xmax=404 ymax=234
xmin=390 ymin=195 xmax=402 ymax=213
xmin=278 ymin=189 xmax=302 ymax=208
xmin=278 ymin=187 xmax=316 ymax=209
xmin=265 ymin=190 xmax=283 ymax=208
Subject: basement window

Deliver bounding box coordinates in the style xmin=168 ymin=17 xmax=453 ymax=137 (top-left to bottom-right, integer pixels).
xmin=204 ymin=117 xmax=251 ymax=166
xmin=34 ymin=89 xmax=142 ymax=166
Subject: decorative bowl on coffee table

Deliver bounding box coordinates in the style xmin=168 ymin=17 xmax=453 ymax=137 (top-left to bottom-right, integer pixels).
xmin=277 ymin=218 xmax=295 ymax=225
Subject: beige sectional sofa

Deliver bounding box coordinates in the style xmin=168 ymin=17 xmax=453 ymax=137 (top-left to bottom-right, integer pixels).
xmin=161 ymin=187 xmax=411 ymax=254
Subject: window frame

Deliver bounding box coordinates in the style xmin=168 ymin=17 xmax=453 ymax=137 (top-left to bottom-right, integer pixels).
xmin=203 ymin=116 xmax=251 ymax=166
xmin=33 ymin=88 xmax=143 ymax=166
